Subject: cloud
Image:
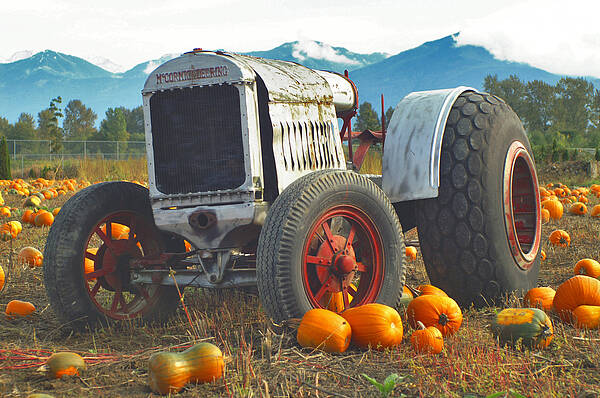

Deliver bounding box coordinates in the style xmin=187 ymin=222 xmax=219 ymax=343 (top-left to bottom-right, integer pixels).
xmin=456 ymin=0 xmax=600 ymax=78
xmin=292 ymin=40 xmax=359 ymax=65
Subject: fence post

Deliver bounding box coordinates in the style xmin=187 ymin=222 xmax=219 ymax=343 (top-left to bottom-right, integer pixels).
xmin=84 ymin=141 xmax=87 ymax=159
xmin=117 ymin=141 xmax=119 ymax=161
xmin=21 ymin=155 xmax=24 ymax=178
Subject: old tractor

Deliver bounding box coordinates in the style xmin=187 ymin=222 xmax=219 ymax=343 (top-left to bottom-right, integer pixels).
xmin=43 ymin=49 xmax=541 ymax=328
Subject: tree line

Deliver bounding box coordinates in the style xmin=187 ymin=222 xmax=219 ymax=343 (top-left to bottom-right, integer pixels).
xmin=355 ymin=75 xmax=600 ymax=163
xmin=0 ymin=98 xmax=144 ymax=153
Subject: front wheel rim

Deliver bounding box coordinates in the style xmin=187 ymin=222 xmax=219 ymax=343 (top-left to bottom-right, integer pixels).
xmin=301 ymin=205 xmax=385 ymax=312
xmin=83 ymin=211 xmax=162 ymax=320
xmin=503 ymin=141 xmax=541 ymax=270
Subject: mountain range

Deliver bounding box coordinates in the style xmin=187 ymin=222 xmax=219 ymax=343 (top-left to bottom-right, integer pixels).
xmin=1 ymin=35 xmax=597 ymax=124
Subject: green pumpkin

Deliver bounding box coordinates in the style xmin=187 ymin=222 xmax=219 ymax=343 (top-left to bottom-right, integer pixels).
xmin=491 ymin=308 xmax=553 ymax=349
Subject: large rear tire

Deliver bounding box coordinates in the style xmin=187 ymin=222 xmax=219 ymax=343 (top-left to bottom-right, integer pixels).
xmin=43 ymin=182 xmax=180 ymax=330
xmin=416 ymin=92 xmax=541 ymax=306
xmin=257 ymin=170 xmax=405 ymax=322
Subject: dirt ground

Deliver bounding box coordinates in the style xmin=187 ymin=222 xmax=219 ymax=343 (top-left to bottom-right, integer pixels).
xmin=0 ymin=179 xmax=599 ymax=398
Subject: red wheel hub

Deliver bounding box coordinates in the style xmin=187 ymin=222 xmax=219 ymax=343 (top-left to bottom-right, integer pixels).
xmin=302 ymin=205 xmax=384 ymax=312
xmin=82 ymin=212 xmax=163 ymax=320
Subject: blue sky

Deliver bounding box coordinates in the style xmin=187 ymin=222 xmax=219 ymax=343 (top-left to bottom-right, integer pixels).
xmin=2 ymin=0 xmax=599 ymax=77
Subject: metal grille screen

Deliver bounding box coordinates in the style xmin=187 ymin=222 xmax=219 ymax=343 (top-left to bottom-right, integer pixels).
xmin=150 ymin=85 xmax=245 ymax=194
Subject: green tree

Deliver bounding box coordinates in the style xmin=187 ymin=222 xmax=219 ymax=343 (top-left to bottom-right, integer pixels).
xmin=38 ymin=97 xmax=64 ymax=153
xmin=384 ymin=106 xmax=395 ymax=128
xmin=8 ymin=113 xmax=36 ymax=140
xmin=0 ymin=117 xmax=10 ymax=138
xmin=523 ymin=80 xmax=555 ymax=133
xmin=63 ymin=99 xmax=97 ymax=140
xmin=483 ymin=74 xmax=527 ymax=116
xmin=553 ymin=77 xmax=594 ymax=136
xmin=98 ymin=108 xmax=129 ymax=142
xmin=121 ymin=106 xmax=145 ymax=140
xmin=356 ymin=102 xmax=381 ymax=131
xmin=0 ymin=136 xmax=11 ymax=179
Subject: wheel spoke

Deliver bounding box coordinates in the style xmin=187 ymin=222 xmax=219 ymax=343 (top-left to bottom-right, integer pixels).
xmin=347 ymin=283 xmax=357 ymax=297
xmin=305 ymin=255 xmax=332 ymax=267
xmin=356 ymin=262 xmax=368 ymax=272
xmin=89 ymin=280 xmax=101 ymax=297
xmin=85 ymin=268 xmax=110 ymax=280
xmin=321 ymin=221 xmax=337 ymax=252
xmin=95 ymin=226 xmax=117 ymax=251
xmin=137 ymin=285 xmax=151 ymax=302
xmin=110 ymin=291 xmax=122 ymax=313
xmin=344 ymin=224 xmax=356 ymax=251
xmin=314 ymin=276 xmax=334 ymax=302
xmin=342 ymin=286 xmax=350 ymax=308
xmin=85 ymin=251 xmax=97 ymax=261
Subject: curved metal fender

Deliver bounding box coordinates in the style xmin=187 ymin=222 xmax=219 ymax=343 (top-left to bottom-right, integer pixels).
xmin=382 ymin=86 xmax=476 ymax=202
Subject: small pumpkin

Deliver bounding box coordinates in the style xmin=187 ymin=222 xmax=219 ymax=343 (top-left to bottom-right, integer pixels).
xmin=18 ymin=247 xmax=44 ymax=267
xmin=574 ymin=258 xmax=600 ymax=278
xmin=405 ymin=246 xmax=417 ymax=261
xmin=491 ymin=308 xmax=553 ymax=349
xmin=47 ymin=352 xmax=86 ymax=379
xmin=406 ymin=295 xmax=462 ymax=336
xmin=541 ymin=208 xmax=550 ymax=223
xmin=21 ymin=209 xmax=35 ymax=224
xmin=568 ymin=202 xmax=587 ymax=215
xmin=5 ymin=299 xmax=36 ymax=319
xmin=148 ymin=342 xmax=224 ymax=394
xmin=297 ymin=309 xmax=351 ymax=353
xmin=540 ymin=249 xmax=546 ymax=261
xmin=0 ymin=264 xmax=5 ymax=292
xmin=34 ymin=211 xmax=54 ymax=227
xmin=523 ymin=287 xmax=555 ymax=312
xmin=410 ymin=321 xmax=443 ymax=354
xmin=542 ymin=199 xmax=563 ymax=220
xmin=549 ymin=229 xmax=570 ymax=247
xmin=572 ymin=305 xmax=600 ymax=329
xmin=416 ymin=284 xmax=448 ymax=297
xmin=100 ymin=223 xmax=130 ymax=240
xmin=325 ymin=283 xmax=356 ymax=312
xmin=23 ymin=196 xmax=42 ymax=208
xmin=590 ymin=204 xmax=600 ymax=218
xmin=553 ymin=275 xmax=600 ymax=322
xmin=341 ymin=303 xmax=403 ymax=350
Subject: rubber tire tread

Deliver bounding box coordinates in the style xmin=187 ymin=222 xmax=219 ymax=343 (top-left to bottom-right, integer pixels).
xmin=416 ymin=92 xmax=540 ymax=306
xmin=43 ymin=182 xmax=180 ymax=330
xmin=257 ymin=170 xmax=406 ymax=322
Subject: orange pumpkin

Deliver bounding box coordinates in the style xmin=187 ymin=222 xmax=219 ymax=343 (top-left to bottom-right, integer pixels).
xmin=410 ymin=321 xmax=443 ymax=354
xmin=549 ymin=229 xmax=570 ymax=247
xmin=341 ymin=303 xmax=403 ymax=350
xmin=572 ymin=305 xmax=600 ymax=329
xmin=148 ymin=342 xmax=224 ymax=394
xmin=297 ymin=309 xmax=351 ymax=353
xmin=47 ymin=352 xmax=86 ymax=379
xmin=542 ymin=200 xmax=563 ymax=220
xmin=590 ymin=205 xmax=600 ymax=218
xmin=100 ymin=223 xmax=130 ymax=239
xmin=18 ymin=247 xmax=44 ymax=267
xmin=21 ymin=209 xmax=34 ymax=224
xmin=325 ymin=283 xmax=356 ymax=313
xmin=574 ymin=258 xmax=600 ymax=278
xmin=406 ymin=295 xmax=463 ymax=336
xmin=541 ymin=208 xmax=550 ymax=223
xmin=553 ymin=275 xmax=600 ymax=323
xmin=0 ymin=264 xmax=5 ymax=292
xmin=540 ymin=249 xmax=546 ymax=261
xmin=523 ymin=287 xmax=555 ymax=312
xmin=403 ymin=285 xmax=414 ymax=298
xmin=416 ymin=284 xmax=448 ymax=297
xmin=405 ymin=246 xmax=417 ymax=261
xmin=568 ymin=202 xmax=587 ymax=215
xmin=5 ymin=300 xmax=36 ymax=319
xmin=34 ymin=211 xmax=54 ymax=227
xmin=84 ymin=248 xmax=98 ymax=279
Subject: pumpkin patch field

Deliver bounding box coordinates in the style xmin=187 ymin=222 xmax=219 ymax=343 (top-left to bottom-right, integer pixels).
xmin=0 ymin=176 xmax=599 ymax=397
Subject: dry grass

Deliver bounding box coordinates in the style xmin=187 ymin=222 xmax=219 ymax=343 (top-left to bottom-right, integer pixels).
xmin=0 ymin=173 xmax=599 ymax=397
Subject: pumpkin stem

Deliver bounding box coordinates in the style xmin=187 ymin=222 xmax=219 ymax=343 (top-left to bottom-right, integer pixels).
xmin=416 ymin=321 xmax=426 ymax=330
xmin=438 ymin=313 xmax=449 ymax=326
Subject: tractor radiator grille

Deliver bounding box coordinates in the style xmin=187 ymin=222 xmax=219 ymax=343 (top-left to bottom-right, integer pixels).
xmin=150 ymin=85 xmax=245 ymax=194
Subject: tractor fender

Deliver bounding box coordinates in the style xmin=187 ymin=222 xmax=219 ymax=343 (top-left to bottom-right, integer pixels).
xmin=382 ymin=86 xmax=476 ymax=202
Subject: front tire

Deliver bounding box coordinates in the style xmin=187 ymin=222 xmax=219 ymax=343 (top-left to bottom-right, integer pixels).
xmin=257 ymin=170 xmax=406 ymax=322
xmin=416 ymin=92 xmax=541 ymax=306
xmin=43 ymin=182 xmax=180 ymax=330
